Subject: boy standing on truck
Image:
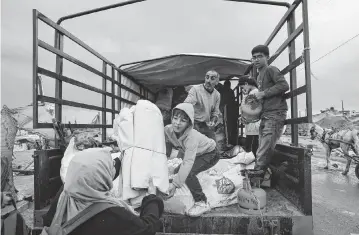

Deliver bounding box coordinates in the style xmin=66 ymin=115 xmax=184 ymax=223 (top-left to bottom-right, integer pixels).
xmin=184 ymin=70 xmax=221 ymax=141
xmin=165 ymin=103 xmax=219 ymax=217
xmin=249 ymin=45 xmax=289 ymax=179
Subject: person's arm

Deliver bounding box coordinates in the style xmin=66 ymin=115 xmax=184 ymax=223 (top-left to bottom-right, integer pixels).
xmin=183 ymin=87 xmax=197 ymax=105
xmin=106 ymin=195 xmax=164 ymax=235
xmin=172 ymin=138 xmax=198 ymax=188
xmin=263 ymin=66 xmax=289 ymax=98
xmin=211 ymin=93 xmax=220 ymax=124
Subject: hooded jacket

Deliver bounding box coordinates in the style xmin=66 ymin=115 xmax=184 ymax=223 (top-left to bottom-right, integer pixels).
xmin=164 ymin=103 xmax=216 ymax=188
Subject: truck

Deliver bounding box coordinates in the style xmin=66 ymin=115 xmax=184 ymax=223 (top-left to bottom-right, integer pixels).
xmin=26 ymin=0 xmax=313 ymax=234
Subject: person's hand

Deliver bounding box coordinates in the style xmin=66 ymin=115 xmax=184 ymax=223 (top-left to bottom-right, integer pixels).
xmin=254 ymin=91 xmax=265 ymax=100
xmin=208 ymin=121 xmax=215 ymax=127
xmin=147 ymin=178 xmax=157 ymax=195
xmin=166 ymin=183 xmax=177 ymax=199
xmin=1 ymin=192 xmax=12 ymax=207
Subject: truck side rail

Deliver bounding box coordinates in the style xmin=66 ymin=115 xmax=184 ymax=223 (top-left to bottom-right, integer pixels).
xmin=33 ymin=10 xmax=155 ymax=141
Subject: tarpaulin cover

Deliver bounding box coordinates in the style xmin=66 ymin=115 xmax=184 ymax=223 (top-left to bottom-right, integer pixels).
xmin=122 ymin=54 xmax=250 ymax=93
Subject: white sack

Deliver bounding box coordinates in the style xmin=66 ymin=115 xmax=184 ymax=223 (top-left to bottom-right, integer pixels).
xmin=60 ymin=137 xmax=79 ymax=183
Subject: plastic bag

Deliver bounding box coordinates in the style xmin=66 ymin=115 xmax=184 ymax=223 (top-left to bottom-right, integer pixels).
xmin=60 ymin=137 xmax=79 ymax=183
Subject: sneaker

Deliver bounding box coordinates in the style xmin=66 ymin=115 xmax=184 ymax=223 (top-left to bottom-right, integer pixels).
xmin=187 ymin=201 xmax=211 ymax=217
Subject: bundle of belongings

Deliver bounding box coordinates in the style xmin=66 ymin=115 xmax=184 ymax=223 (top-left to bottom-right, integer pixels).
xmin=110 ymin=100 xmax=169 ymax=208
xmin=163 ymin=148 xmax=256 ymax=215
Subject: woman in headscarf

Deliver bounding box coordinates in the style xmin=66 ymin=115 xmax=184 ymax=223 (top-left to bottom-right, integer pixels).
xmin=44 ymin=147 xmax=164 ymax=235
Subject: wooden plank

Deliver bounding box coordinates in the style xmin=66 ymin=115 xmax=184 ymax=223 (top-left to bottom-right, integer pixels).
xmin=268 ymin=23 xmax=303 ymax=65
xmin=284 ymin=85 xmax=306 ymax=99
xmin=38 ymin=40 xmax=145 ymax=99
xmin=36 ymin=122 xmax=113 ymax=129
xmin=33 ymin=10 xmax=39 ymax=129
xmin=280 ymin=57 xmax=303 ymax=75
xmin=34 ymin=149 xmax=63 ymax=211
xmin=302 ymin=0 xmax=313 ymax=123
xmin=54 ymin=32 xmax=64 ymax=142
xmin=287 ymin=14 xmax=299 ymax=146
xmin=300 ymin=148 xmax=312 ymax=215
xmin=38 ymin=67 xmax=137 ymax=105
xmin=111 ymin=67 xmax=116 ymax=124
xmin=265 ymin=2 xmax=301 ymax=46
xmin=38 ymin=95 xmax=114 ymax=113
xmin=285 ymin=116 xmax=308 ymax=125
xmin=37 ymin=12 xmax=113 ymax=65
xmin=102 ymin=62 xmax=107 ymax=142
xmin=271 ymin=144 xmax=312 ymax=215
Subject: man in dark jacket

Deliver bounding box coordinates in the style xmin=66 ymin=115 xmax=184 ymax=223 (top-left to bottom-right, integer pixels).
xmin=219 ymin=80 xmax=237 ymax=146
xmin=250 ymin=45 xmax=289 ymax=178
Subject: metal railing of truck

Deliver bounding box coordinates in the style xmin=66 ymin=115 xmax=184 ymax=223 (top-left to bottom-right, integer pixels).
xmin=33 ymin=0 xmax=312 ymax=147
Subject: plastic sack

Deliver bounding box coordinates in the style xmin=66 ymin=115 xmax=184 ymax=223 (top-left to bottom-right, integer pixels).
xmin=229 ymin=151 xmax=255 ymax=165
xmin=163 ymin=185 xmax=195 ymax=215
xmin=60 ymin=137 xmax=79 ymax=183
xmin=215 ymin=177 xmax=235 ymax=194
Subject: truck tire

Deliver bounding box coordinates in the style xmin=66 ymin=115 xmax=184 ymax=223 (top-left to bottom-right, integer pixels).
xmin=355 ymin=164 xmax=359 ymax=180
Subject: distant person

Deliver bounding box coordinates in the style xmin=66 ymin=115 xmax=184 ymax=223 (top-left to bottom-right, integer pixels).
xmin=240 ymin=77 xmax=260 ymax=157
xmin=184 ymin=70 xmax=221 ymax=140
xmin=42 ymin=148 xmax=163 ymax=235
xmin=248 ymin=45 xmax=289 ymax=180
xmin=155 ymin=87 xmax=173 ymax=126
xmin=219 ymin=80 xmax=235 ymax=114
xmin=172 ymin=86 xmax=188 ymax=109
xmin=220 ymin=80 xmax=238 ymax=146
xmin=164 ymin=103 xmax=219 ymax=217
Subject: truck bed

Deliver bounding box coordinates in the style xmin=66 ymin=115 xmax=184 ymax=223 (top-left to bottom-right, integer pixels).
xmin=18 ymin=187 xmax=302 ymax=235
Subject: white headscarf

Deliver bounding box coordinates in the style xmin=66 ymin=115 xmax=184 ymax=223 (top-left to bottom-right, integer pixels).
xmin=49 ymin=148 xmax=137 ymax=230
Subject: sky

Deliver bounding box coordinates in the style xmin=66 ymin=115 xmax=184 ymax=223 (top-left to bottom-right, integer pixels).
xmin=1 ymin=0 xmax=359 ymax=116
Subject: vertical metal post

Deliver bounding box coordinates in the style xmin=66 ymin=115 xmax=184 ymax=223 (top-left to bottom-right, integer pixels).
xmin=117 ymin=71 xmax=122 ymax=111
xmin=102 ymin=62 xmax=107 ymax=142
xmin=302 ymin=0 xmax=312 ymax=123
xmin=287 ymin=13 xmax=299 ymax=146
xmin=33 ymin=10 xmax=39 ymax=129
xmin=54 ymin=30 xmax=64 ymax=147
xmin=111 ymin=67 xmax=115 ymax=125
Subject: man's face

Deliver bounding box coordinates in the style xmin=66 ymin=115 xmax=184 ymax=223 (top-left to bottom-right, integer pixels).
xmin=251 ymin=52 xmax=268 ymax=69
xmin=204 ymin=71 xmax=219 ymax=92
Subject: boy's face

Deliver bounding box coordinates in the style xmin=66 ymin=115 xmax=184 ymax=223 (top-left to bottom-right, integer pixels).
xmin=172 ymin=114 xmax=190 ymax=134
xmin=240 ymin=83 xmax=250 ymax=94
xmin=251 ymin=52 xmax=268 ymax=69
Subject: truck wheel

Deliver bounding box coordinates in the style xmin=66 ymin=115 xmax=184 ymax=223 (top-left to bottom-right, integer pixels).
xmin=355 ymin=164 xmax=359 ymax=180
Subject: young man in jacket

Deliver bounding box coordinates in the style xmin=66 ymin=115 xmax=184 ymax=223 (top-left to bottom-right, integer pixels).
xmin=164 ymin=103 xmax=220 ymax=217
xmin=249 ymin=45 xmax=289 ymax=180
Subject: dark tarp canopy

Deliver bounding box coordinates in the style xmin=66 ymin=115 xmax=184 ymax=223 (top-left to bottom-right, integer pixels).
xmin=120 ymin=53 xmax=251 ymax=93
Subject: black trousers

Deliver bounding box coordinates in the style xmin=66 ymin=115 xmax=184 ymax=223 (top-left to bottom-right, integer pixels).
xmin=245 ymin=135 xmax=259 ymax=158
xmin=185 ymin=149 xmax=220 ymax=202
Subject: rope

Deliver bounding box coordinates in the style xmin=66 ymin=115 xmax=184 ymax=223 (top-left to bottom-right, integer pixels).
xmin=122 ymin=145 xmax=166 ymax=156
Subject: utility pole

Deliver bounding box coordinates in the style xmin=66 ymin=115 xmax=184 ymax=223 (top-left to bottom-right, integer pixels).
xmin=341 ymin=100 xmax=344 ymax=116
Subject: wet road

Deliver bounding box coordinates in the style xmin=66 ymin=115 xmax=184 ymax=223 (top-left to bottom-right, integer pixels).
xmin=312 ymin=156 xmax=359 ymax=235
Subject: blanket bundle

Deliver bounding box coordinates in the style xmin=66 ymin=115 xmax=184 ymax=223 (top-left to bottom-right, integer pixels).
xmin=112 ymin=100 xmax=169 ymax=207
